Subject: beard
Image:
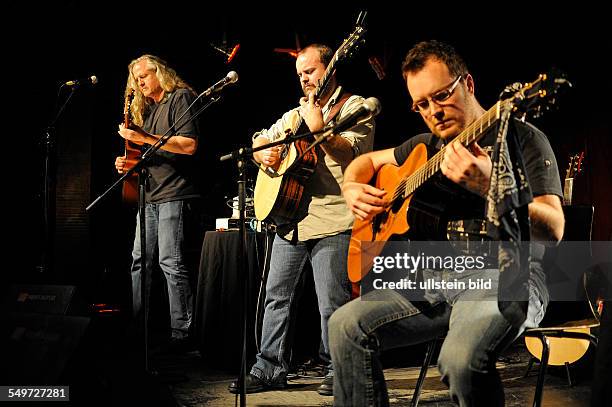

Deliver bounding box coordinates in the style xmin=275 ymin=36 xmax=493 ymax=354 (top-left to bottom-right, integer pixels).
xmin=302 ymin=84 xmax=316 ymax=97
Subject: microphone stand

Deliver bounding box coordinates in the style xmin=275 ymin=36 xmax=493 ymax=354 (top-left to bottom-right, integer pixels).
xmin=220 ymin=109 xmax=376 ymax=168
xmin=218 ymin=122 xmax=353 ymax=405
xmin=87 ymin=88 xmax=222 ymax=376
xmin=38 ymin=84 xmax=78 ymax=275
xmin=219 ymin=125 xmax=335 ymax=168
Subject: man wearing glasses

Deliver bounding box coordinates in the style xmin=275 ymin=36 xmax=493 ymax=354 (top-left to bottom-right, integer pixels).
xmin=329 ymin=40 xmax=564 ymax=406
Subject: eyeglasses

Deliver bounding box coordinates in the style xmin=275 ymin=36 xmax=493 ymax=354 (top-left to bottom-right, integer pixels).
xmin=411 ymin=75 xmax=463 ymax=113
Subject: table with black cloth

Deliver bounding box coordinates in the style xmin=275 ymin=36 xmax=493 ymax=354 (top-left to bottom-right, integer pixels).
xmin=195 ymin=229 xmax=324 ymax=373
xmin=194 ymin=230 xmax=273 ymax=372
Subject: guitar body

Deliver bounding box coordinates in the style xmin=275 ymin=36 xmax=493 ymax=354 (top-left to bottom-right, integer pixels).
xmin=348 ymin=142 xmax=486 ymax=283
xmin=254 ymin=137 xmax=317 ymax=221
xmin=525 ymin=327 xmax=592 ymax=365
xmin=348 ymin=144 xmax=428 ymax=282
xmin=122 ymin=140 xmax=140 ymax=204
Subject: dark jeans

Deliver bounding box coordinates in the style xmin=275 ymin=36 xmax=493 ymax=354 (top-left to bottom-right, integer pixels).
xmin=329 ymin=269 xmax=546 ymax=406
xmin=131 ymin=199 xmax=198 ymax=339
xmin=251 ymin=232 xmax=352 ymax=384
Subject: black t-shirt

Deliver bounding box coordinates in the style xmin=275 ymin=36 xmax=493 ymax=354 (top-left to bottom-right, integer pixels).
xmin=141 ymin=89 xmax=200 ymax=203
xmin=393 ymin=119 xmax=562 ymax=199
xmin=393 ymin=119 xmax=563 ymax=303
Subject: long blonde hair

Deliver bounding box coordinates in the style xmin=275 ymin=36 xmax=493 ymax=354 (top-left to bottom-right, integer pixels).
xmin=125 ymin=54 xmax=194 ymax=126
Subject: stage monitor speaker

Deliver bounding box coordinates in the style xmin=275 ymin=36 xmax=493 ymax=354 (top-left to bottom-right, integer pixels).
xmin=0 ymin=312 xmax=90 ymax=384
xmin=0 ymin=284 xmax=89 ymax=384
xmin=2 ymin=284 xmax=76 ymax=315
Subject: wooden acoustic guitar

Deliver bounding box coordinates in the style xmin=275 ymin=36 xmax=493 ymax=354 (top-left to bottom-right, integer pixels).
xmin=347 ymin=73 xmax=569 ymax=283
xmin=562 ymin=151 xmax=585 ymax=205
xmin=524 ymin=151 xmax=597 ymax=367
xmin=121 ymin=88 xmax=139 ymax=204
xmin=253 ymin=14 xmax=366 ymax=223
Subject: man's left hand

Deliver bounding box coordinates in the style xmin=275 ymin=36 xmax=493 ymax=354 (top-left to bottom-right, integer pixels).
xmin=299 ymin=92 xmax=325 ymax=133
xmin=441 ymin=141 xmax=492 ymax=197
xmin=118 ymin=123 xmax=149 ymax=145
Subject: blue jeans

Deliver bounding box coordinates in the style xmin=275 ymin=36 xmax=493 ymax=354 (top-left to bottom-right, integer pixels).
xmin=251 ymin=232 xmax=352 ymax=384
xmin=329 ymin=268 xmax=546 ymax=406
xmin=131 ymin=200 xmax=195 ymax=339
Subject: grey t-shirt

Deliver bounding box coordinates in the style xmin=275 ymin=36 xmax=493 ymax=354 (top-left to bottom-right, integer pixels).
xmin=141 ymin=89 xmax=200 ymax=203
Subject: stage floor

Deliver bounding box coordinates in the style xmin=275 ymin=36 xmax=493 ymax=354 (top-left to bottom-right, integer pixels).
xmin=156 ymin=343 xmax=592 ymax=406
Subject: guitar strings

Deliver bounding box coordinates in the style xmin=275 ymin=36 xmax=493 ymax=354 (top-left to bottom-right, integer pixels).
xmin=392 ymin=100 xmax=506 ymax=203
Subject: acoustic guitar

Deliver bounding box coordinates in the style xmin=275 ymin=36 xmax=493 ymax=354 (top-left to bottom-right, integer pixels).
xmin=562 ymin=151 xmax=585 ymax=206
xmin=524 ymin=151 xmax=597 ymax=366
xmin=253 ymin=13 xmax=366 ymax=223
xmin=347 ymin=72 xmax=569 ymax=283
xmin=121 ymin=88 xmax=139 ymax=204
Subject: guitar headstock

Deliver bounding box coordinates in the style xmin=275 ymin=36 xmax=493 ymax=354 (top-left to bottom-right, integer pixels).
xmin=314 ymin=11 xmax=367 ymax=99
xmin=565 ymin=151 xmax=585 ymax=180
xmin=502 ymin=70 xmax=572 ymax=120
xmin=123 ymin=88 xmax=135 ymax=127
xmin=335 ymin=11 xmax=367 ymax=63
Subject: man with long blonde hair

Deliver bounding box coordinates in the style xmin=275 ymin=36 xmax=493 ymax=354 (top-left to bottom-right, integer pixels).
xmin=115 ymin=54 xmax=201 ymax=350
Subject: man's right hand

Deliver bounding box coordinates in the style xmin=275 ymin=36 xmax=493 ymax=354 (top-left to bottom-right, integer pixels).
xmin=115 ymin=155 xmax=127 ymax=174
xmin=342 ymin=181 xmax=388 ymax=221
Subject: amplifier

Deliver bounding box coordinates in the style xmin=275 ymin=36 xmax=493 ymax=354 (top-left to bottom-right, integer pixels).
xmin=215 ymin=218 xmax=275 ymax=233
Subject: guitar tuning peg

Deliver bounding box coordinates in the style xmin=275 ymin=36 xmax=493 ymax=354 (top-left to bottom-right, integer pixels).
xmin=499 ymin=82 xmax=523 ymax=100
xmin=555 ymin=77 xmax=573 ymax=88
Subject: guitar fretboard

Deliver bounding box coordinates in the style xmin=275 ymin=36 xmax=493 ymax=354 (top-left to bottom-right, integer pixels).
xmin=563 ymin=178 xmax=574 ymax=205
xmin=393 ymin=99 xmax=510 ymax=203
xmin=293 ymin=50 xmax=344 ymax=133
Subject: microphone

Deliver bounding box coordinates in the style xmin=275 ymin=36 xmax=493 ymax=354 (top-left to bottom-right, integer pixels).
xmin=201 ymin=71 xmax=239 ymax=97
xmin=64 ymin=75 xmax=98 ymax=87
xmin=324 ymin=97 xmax=381 ymax=133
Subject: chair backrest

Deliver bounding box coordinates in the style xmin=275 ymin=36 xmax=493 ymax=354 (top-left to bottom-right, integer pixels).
xmin=541 ymin=204 xmax=595 ymax=324
xmin=561 ymin=205 xmax=594 ymax=241
xmin=583 ymin=263 xmax=610 ymax=323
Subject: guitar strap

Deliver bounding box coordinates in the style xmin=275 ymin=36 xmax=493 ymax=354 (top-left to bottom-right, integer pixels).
xmin=283 ymin=90 xmax=353 ymax=245
xmin=325 ymin=90 xmax=353 ymax=126
xmin=291 ymin=90 xmax=353 ymax=137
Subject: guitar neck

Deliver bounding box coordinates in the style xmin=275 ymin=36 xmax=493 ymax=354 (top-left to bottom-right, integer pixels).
xmin=292 ymin=53 xmax=340 ymax=133
xmin=563 ymin=178 xmax=574 ymax=205
xmin=399 ymin=100 xmax=507 ymax=199
xmin=123 ymin=115 xmax=131 ymax=153
xmin=123 ymin=89 xmax=134 ymax=154
xmin=313 ymin=54 xmax=339 ymax=101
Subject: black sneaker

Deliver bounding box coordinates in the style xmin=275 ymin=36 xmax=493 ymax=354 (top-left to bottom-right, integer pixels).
xmin=317 ymin=375 xmax=333 ymax=396
xmin=228 ymin=374 xmax=287 ymax=394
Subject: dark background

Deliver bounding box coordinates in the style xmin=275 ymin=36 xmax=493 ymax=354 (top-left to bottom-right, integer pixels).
xmin=5 ymin=2 xmax=611 ymax=308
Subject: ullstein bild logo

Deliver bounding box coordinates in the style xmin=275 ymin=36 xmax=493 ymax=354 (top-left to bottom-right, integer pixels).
xmin=370 ymin=276 xmax=493 ymax=291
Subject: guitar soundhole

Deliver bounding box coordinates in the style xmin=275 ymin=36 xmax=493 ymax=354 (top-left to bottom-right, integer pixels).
xmin=390 ymin=197 xmax=404 ymax=214
xmin=372 ymin=211 xmax=388 ymax=236
xmin=371 ymin=215 xmax=379 ymax=235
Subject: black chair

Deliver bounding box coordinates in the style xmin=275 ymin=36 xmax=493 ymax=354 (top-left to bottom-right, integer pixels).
xmin=523 ymin=205 xmax=599 ymax=407
xmin=522 ymin=275 xmax=600 ymax=407
xmin=410 ymin=338 xmax=441 ymax=406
